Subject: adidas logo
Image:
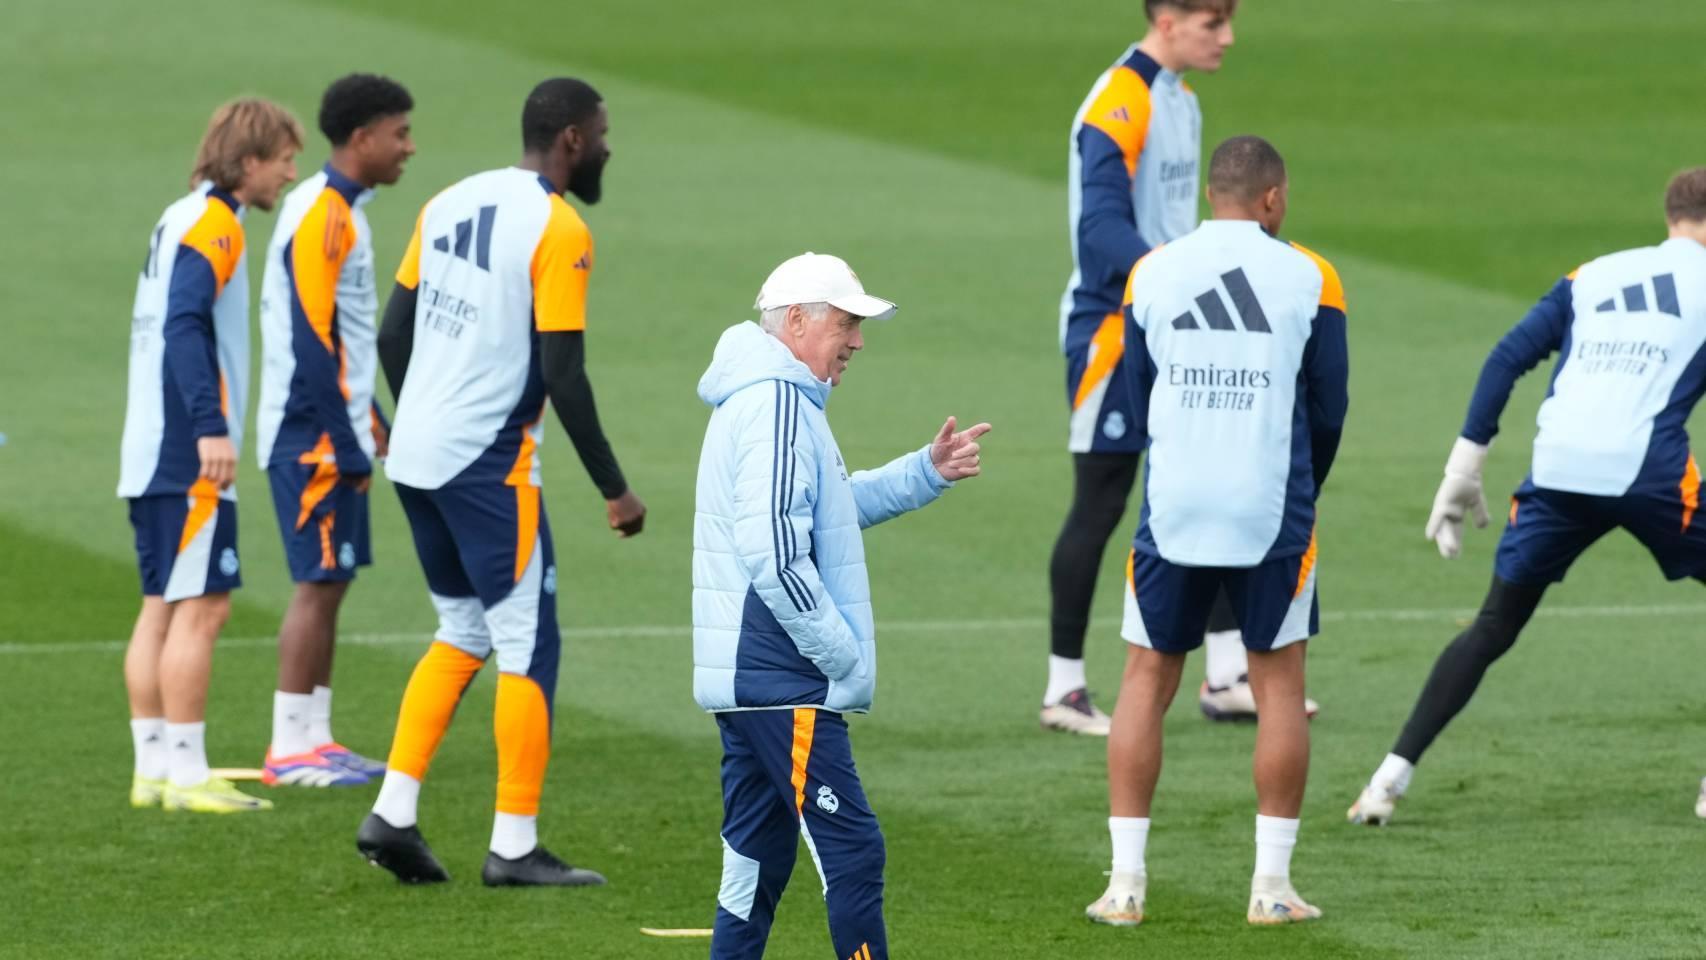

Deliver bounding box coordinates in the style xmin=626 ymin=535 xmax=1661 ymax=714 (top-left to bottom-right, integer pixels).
xmin=431 ymin=205 xmax=497 ymax=271
xmin=1170 ymin=267 xmax=1272 ymax=334
xmin=1592 ymin=272 xmax=1680 ymax=318
xmin=572 ymin=253 xmax=590 ymax=271
xmin=1105 ymin=105 xmax=1131 ymax=124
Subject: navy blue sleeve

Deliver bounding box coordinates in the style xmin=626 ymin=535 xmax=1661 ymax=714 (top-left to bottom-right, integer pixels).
xmin=1303 ymin=306 xmax=1350 ymax=493
xmin=1078 ymin=127 xmax=1149 ymax=288
xmin=1121 ymin=303 xmax=1156 ymax=452
xmin=162 ymin=245 xmax=228 ymax=439
xmin=1461 ymin=277 xmax=1574 ymax=444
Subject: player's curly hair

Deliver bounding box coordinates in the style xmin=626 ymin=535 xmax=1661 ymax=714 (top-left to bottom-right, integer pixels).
xmin=1146 ymin=0 xmax=1238 ymax=21
xmin=1664 ymin=168 xmax=1706 ymax=224
xmin=189 ymin=98 xmax=304 ymax=191
xmin=318 ymin=73 xmax=414 ymax=146
xmin=521 ymin=78 xmax=603 ymax=153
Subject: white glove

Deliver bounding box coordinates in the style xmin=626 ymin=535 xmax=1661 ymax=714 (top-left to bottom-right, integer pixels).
xmin=1424 ymin=437 xmax=1491 ymax=559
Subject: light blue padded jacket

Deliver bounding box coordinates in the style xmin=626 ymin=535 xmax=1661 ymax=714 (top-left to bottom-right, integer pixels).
xmin=692 ymin=322 xmax=952 ymax=713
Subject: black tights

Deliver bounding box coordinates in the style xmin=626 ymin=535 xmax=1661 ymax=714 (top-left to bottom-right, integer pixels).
xmin=1048 ymin=454 xmax=1139 ymax=659
xmin=1392 ymin=575 xmax=1548 ymax=763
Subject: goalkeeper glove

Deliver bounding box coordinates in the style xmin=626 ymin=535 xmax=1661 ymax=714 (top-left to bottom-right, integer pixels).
xmin=1424 ymin=437 xmax=1491 ymax=559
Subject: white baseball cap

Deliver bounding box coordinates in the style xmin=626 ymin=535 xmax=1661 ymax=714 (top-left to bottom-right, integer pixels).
xmin=754 ymin=252 xmax=897 ymax=320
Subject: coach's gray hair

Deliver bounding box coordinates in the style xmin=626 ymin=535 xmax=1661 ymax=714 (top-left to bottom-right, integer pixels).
xmin=759 ymin=300 xmax=831 ymax=334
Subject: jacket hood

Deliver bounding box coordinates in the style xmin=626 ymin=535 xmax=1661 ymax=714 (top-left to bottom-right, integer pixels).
xmin=697 ymin=321 xmax=832 ymax=409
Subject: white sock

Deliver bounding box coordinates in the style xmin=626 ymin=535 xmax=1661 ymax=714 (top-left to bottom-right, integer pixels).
xmin=491 ymin=812 xmax=538 ymax=859
xmin=1204 ymin=631 xmax=1248 ymax=689
xmin=1108 ymin=816 xmax=1150 ymax=876
xmin=372 ymin=771 xmax=421 ymax=828
xmin=308 ymin=685 xmax=334 ymax=747
xmin=130 ymin=718 xmax=166 ymax=780
xmin=1372 ymin=753 xmax=1415 ymax=795
xmin=1044 ymin=655 xmax=1088 ymax=705
xmin=1253 ymin=815 xmax=1299 ymax=883
xmin=271 ymin=691 xmax=314 ymax=757
xmin=165 ymin=722 xmax=210 ymax=788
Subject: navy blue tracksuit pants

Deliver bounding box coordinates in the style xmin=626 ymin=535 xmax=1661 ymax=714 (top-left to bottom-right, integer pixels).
xmin=711 ymin=708 xmax=886 ymax=960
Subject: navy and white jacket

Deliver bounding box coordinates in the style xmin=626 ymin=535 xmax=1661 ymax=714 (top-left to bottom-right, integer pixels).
xmin=692 ymin=322 xmax=952 ymax=713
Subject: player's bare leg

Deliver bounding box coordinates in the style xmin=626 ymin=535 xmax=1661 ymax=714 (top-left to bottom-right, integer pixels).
xmin=1245 ymin=642 xmax=1319 ymax=924
xmin=266 ymin=582 xmax=370 ymax=786
xmin=1087 ymin=646 xmax=1184 ymax=926
xmin=278 ymin=581 xmax=345 ymax=696
xmin=158 ymin=593 xmax=269 ymax=812
xmin=160 ymin=594 xmax=228 ymax=726
xmin=123 ymin=597 xmax=172 ymax=806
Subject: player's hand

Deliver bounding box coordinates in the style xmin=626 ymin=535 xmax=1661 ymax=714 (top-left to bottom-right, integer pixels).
xmin=1424 ymin=437 xmax=1491 ymax=559
xmin=372 ymin=421 xmax=389 ymax=459
xmin=929 ymin=416 xmax=992 ymax=481
xmin=343 ymin=472 xmax=372 ymax=494
xmin=607 ymin=489 xmax=646 ymax=538
xmin=196 ymin=435 xmax=237 ymax=491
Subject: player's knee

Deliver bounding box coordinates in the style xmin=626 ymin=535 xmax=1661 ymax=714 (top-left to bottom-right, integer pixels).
xmin=1452 ymin=615 xmax=1518 ymax=664
xmin=294 ymin=578 xmax=349 ymax=612
xmin=1461 ymin=577 xmax=1543 ymax=661
xmin=1065 ymin=486 xmax=1128 ymax=538
xmin=174 ymin=593 xmax=231 ymax=634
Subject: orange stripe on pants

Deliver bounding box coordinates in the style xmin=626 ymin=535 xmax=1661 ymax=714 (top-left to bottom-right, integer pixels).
xmin=1682 ymin=455 xmax=1700 ymax=532
xmin=178 ymin=478 xmax=220 ymax=554
xmin=1294 ymin=530 xmax=1318 ymax=599
xmin=296 ymin=435 xmax=339 ymax=530
xmin=386 ymin=641 xmax=485 ymax=781
xmin=318 ymin=513 xmax=336 ymax=569
xmin=790 ymin=708 xmax=817 ymax=815
xmin=494 ymin=672 xmax=552 ymax=816
xmin=514 ymin=485 xmax=540 ymax=583
xmin=1072 ymin=312 xmax=1125 ymax=411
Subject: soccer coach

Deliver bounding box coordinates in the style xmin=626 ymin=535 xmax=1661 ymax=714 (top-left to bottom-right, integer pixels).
xmin=691 ymin=253 xmax=990 ymax=959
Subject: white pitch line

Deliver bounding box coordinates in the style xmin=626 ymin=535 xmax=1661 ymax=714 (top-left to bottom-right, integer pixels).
xmin=3 ymin=603 xmax=1705 ymax=656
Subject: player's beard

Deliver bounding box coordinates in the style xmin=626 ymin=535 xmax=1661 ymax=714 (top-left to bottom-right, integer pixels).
xmin=567 ymin=152 xmax=606 ymax=205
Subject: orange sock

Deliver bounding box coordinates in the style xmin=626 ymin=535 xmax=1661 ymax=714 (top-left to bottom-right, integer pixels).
xmin=494 ymin=672 xmax=552 ymax=816
xmin=386 ymin=641 xmax=485 ymax=780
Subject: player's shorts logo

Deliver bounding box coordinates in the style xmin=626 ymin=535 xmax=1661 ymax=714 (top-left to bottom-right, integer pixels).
xmin=543 ymin=564 xmax=558 ymax=596
xmin=815 ymin=785 xmax=839 ymax=815
xmin=218 ymin=548 xmax=239 ymax=577
xmin=338 ymin=542 xmax=356 ymax=570
xmin=1103 ymin=410 xmax=1127 ymax=440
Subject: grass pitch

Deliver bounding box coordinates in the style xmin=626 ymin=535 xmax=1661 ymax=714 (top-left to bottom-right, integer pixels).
xmin=1 ymin=1 xmax=1704 ymax=957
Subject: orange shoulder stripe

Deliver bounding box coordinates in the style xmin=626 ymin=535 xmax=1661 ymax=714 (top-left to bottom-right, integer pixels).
xmin=178 ymin=200 xmax=244 ymax=294
xmin=1081 ymin=66 xmax=1153 ymax=177
xmin=1289 ymin=241 xmax=1347 ymax=313
xmin=291 ymin=189 xmax=357 ymax=352
xmin=530 ymin=195 xmax=593 ymax=333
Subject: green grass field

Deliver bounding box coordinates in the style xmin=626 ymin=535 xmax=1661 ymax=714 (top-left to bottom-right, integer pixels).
xmin=3 ymin=0 xmax=1705 ymax=956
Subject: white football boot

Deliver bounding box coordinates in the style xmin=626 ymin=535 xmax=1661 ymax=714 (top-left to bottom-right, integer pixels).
xmin=1085 ymin=871 xmax=1145 ymax=926
xmin=1248 ymin=875 xmax=1322 ymax=925
xmin=1695 ymin=777 xmax=1705 ymax=820
xmin=1346 ymin=781 xmax=1401 ymax=826
xmin=1199 ymin=676 xmax=1320 ymax=722
xmin=1040 ymin=688 xmax=1112 ymax=736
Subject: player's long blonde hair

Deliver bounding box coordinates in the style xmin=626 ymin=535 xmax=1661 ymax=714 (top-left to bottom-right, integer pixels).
xmin=189 ymin=98 xmax=304 ymax=192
